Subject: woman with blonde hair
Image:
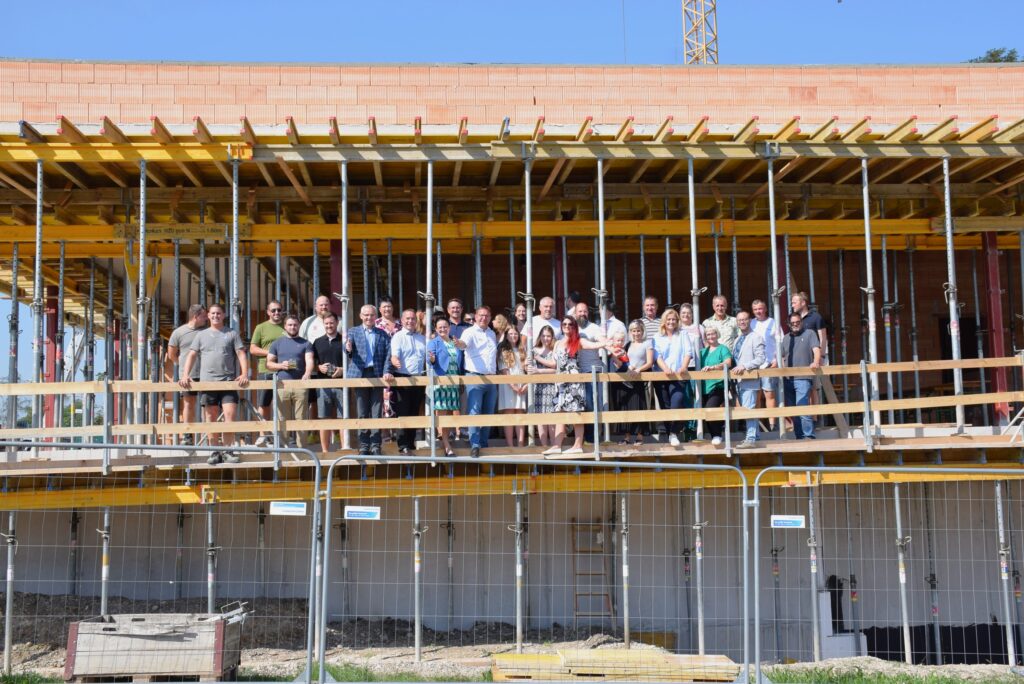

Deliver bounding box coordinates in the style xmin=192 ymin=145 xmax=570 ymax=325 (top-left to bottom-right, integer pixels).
xmin=528 ymin=324 xmax=558 ymax=448
xmin=497 ymin=326 xmax=528 ymax=447
xmin=492 ymin=313 xmax=511 ymax=343
xmin=653 ymin=307 xmax=694 ymax=446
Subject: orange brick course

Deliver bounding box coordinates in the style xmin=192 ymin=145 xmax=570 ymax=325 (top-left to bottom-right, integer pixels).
xmin=2 ymin=60 xmax=1023 ymax=126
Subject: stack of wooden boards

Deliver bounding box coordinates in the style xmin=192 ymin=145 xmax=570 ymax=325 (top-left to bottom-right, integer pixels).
xmin=492 ymin=649 xmax=741 ymax=682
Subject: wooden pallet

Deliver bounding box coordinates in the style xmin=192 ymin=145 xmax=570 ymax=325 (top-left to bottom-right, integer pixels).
xmin=492 ymin=650 xmax=740 ymax=682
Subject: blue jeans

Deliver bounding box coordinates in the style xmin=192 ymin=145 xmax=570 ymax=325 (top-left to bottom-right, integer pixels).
xmin=738 ymin=384 xmax=760 ymax=442
xmin=466 ymin=381 xmax=497 ymax=448
xmin=783 ymin=378 xmax=815 ymax=439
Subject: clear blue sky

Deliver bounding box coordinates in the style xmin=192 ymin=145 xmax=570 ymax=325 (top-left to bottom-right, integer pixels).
xmin=2 ymin=0 xmax=1021 ymax=65
xmin=2 ymin=0 xmax=1022 ymax=386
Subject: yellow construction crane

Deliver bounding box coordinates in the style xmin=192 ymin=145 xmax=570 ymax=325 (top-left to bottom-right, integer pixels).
xmin=682 ymin=0 xmax=718 ymax=64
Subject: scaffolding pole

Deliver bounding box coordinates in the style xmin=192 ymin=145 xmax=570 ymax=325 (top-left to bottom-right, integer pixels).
xmin=31 ymin=160 xmax=43 ymax=436
xmin=893 ymin=483 xmax=913 ymax=665
xmin=995 ymin=481 xmax=1019 ymax=665
xmin=860 ymin=160 xmax=881 ymax=429
xmin=941 ymin=158 xmax=966 ymax=431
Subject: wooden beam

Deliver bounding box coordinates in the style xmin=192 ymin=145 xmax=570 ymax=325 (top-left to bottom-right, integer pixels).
xmin=981 ymin=168 xmax=1024 ymax=199
xmin=628 ymin=159 xmax=653 ymax=184
xmin=773 ymin=116 xmax=801 ymax=141
xmin=840 ymin=117 xmax=872 ymax=143
xmin=872 ymin=158 xmax=916 ymax=183
xmin=994 ymin=117 xmax=1024 ymax=143
xmin=883 ymin=116 xmax=919 ymax=142
xmin=958 ymin=115 xmax=999 ymax=143
xmin=239 ymin=117 xmax=275 ymax=187
xmin=615 ymin=116 xmax=635 ymax=142
xmin=328 ymin=117 xmax=341 ymax=145
xmin=538 ymin=159 xmax=566 ymax=200
xmin=969 ymin=158 xmax=1021 ymax=183
xmin=192 ymin=116 xmax=233 ymax=184
xmin=732 ymin=116 xmax=760 ymax=143
xmin=921 ymin=116 xmax=959 ymax=143
xmin=0 ymin=167 xmax=41 ymax=204
xmin=808 ymin=116 xmax=839 ymax=142
xmin=55 ymin=116 xmax=87 ymax=143
xmin=99 ymin=117 xmax=129 ymax=144
xmin=275 ymin=156 xmax=312 ymax=207
xmin=653 ymin=116 xmax=674 ymax=142
xmin=18 ymin=121 xmax=44 ymax=144
xmin=151 ymin=116 xmax=203 ymax=187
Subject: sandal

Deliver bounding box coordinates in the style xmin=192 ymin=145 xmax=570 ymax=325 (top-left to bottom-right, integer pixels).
xmin=444 ymin=448 xmax=455 ymax=457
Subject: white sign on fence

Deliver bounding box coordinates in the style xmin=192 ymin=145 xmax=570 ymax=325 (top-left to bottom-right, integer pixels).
xmin=345 ymin=505 xmax=382 ymax=521
xmin=770 ymin=514 xmax=806 ymax=529
xmin=269 ymin=501 xmax=307 ymax=516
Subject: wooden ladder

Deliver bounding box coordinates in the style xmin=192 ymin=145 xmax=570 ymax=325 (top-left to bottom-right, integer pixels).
xmin=570 ymin=518 xmax=615 ymax=628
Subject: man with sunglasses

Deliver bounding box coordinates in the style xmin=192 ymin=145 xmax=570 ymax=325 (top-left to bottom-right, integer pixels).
xmin=249 ymin=300 xmax=286 ymax=447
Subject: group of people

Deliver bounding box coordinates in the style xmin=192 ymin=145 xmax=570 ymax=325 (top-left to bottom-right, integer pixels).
xmin=167 ymin=287 xmax=828 ymax=463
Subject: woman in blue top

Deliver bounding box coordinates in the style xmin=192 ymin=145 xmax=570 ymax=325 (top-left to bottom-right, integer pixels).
xmin=653 ymin=308 xmax=694 ymax=447
xmin=427 ymin=317 xmax=464 ymax=457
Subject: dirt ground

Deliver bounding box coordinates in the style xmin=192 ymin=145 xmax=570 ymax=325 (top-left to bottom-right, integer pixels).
xmin=765 ymin=655 xmax=1024 ymax=682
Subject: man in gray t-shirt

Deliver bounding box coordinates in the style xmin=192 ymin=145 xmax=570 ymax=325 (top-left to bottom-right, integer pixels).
xmin=179 ymin=304 xmax=250 ymax=464
xmin=780 ymin=313 xmax=821 ymax=440
xmin=167 ymin=304 xmax=207 ymax=429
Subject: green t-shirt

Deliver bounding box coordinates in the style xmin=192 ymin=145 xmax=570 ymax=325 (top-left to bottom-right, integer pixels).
xmin=699 ymin=344 xmax=732 ymax=394
xmin=250 ymin=320 xmax=285 ymax=374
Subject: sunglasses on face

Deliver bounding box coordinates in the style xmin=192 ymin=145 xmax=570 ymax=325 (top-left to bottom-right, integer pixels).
xmin=269 ymin=308 xmax=282 ymax=313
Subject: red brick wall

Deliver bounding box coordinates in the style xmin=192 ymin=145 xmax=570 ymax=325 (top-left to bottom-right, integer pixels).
xmin=2 ymin=60 xmax=1023 ymax=125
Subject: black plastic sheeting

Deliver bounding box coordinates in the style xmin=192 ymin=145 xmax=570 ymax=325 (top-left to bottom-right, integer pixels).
xmin=862 ymin=624 xmax=1023 ymax=665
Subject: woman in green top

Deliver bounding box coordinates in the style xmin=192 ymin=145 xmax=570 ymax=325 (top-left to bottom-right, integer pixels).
xmin=699 ymin=326 xmax=732 ymax=446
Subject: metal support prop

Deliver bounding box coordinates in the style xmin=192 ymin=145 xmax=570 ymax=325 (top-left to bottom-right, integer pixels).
xmin=639 ymin=234 xmax=646 ymax=300
xmin=56 ymin=241 xmax=65 ymax=424
xmin=510 ymin=239 xmax=516 ymax=312
xmin=199 ymin=237 xmax=207 ymax=309
xmin=362 ymin=240 xmax=369 ymax=307
xmin=175 ymin=506 xmax=185 ymax=599
xmin=860 ymin=160 xmax=881 ymax=423
xmin=844 ymin=485 xmax=861 ymax=655
xmin=971 ymin=250 xmax=989 ymax=426
xmin=731 ymin=234 xmax=740 ymax=313
xmin=99 ymin=507 xmax=111 ymax=615
xmin=860 ymin=361 xmax=873 ymax=454
xmin=445 ymin=497 xmax=455 ymax=631
xmin=387 ymin=239 xmax=393 ymax=298
xmin=893 ymin=483 xmax=913 ymax=665
xmin=908 ymin=243 xmax=922 ymax=422
xmin=664 ymin=198 xmax=672 ymax=306
xmin=806 ymin=236 xmax=817 ymax=309
xmin=230 ymin=159 xmax=241 ymax=330
xmin=206 ymin=503 xmax=216 ymax=613
xmin=620 ymin=492 xmax=631 ymax=648
xmin=881 ymin=236 xmax=894 ymax=424
xmin=838 ymin=250 xmax=850 ymax=402
xmin=413 ymin=496 xmax=424 ymax=662
xmin=687 ymin=160 xmax=702 ymax=322
xmin=134 ymin=161 xmax=148 ymax=442
xmin=807 ymin=486 xmax=822 ymax=662
xmin=523 ymin=156 xmax=535 ymax=365
xmin=941 ymin=158 xmax=966 ymax=431
xmin=596 ymin=159 xmax=610 ymax=443
xmin=436 ymin=241 xmax=443 ymax=311
xmin=274 ymin=203 xmax=282 ymax=303
xmin=85 ymin=257 xmax=96 ymax=427
xmin=769 ymin=491 xmax=784 ymax=661
xmin=693 ymin=489 xmax=706 ymax=655
xmin=3 ymin=511 xmax=15 ymax=674
xmin=766 ymin=152 xmax=786 ymax=438
xmin=712 ymin=223 xmax=722 ymax=295
xmin=513 ymin=491 xmax=524 ymax=653
xmin=312 ymin=238 xmax=320 ymax=298
xmin=6 ymin=244 xmax=20 ymax=455
xmin=561 ymin=236 xmax=568 ymax=302
xmin=171 ymin=243 xmax=181 ymax=429
xmin=340 ymin=164 xmax=351 ymax=441
xmin=31 ymin=160 xmax=44 ymax=435
xmin=923 ymin=483 xmax=942 ymax=664
xmin=995 ymin=481 xmax=1019 ymax=665
xmin=591 ymin=368 xmax=601 ymax=460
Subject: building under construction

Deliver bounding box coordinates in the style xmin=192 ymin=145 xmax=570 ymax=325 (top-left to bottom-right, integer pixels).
xmin=1 ymin=59 xmax=1024 ymax=673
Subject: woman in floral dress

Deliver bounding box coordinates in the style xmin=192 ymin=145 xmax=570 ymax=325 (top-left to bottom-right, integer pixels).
xmin=542 ymin=317 xmax=610 ymax=455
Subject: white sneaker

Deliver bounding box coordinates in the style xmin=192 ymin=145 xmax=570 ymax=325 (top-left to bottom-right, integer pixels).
xmin=668 ymin=434 xmax=681 ymax=447
xmin=542 ymin=445 xmax=562 ymax=455
xmin=563 ymin=446 xmax=584 ymax=454
xmin=254 ymin=435 xmax=270 ymax=448
xmin=711 ymin=436 xmax=723 ymax=447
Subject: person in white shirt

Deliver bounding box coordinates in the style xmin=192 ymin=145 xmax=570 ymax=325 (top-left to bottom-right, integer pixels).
xmin=574 ymin=301 xmax=608 ymax=443
xmin=299 ymin=295 xmax=332 ymax=343
xmin=751 ymin=298 xmax=779 ymax=429
xmin=453 ymin=306 xmax=498 ymax=457
xmin=602 ymin=301 xmax=627 ymax=340
xmin=389 ymin=309 xmax=427 ymax=454
xmin=530 ymin=296 xmax=563 ymax=344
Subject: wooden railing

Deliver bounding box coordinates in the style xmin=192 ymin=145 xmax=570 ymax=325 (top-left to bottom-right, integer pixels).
xmin=0 ymin=357 xmax=1020 ymax=446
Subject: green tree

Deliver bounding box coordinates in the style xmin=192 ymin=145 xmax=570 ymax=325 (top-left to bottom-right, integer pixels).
xmin=968 ymin=47 xmax=1020 ymax=63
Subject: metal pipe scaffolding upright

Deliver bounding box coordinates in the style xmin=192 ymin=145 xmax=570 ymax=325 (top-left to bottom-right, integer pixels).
xmin=31 ymin=160 xmax=44 ymax=433
xmin=765 ymin=148 xmax=786 ymax=438
xmin=134 ymin=160 xmax=148 ymax=439
xmin=523 ymin=154 xmax=534 ymax=365
xmin=941 ymin=158 xmax=965 ymax=431
xmin=230 ymin=158 xmax=241 ymax=332
xmin=860 ymin=159 xmax=881 ymax=424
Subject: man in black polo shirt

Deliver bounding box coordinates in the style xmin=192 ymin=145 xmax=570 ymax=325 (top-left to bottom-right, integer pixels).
xmin=780 ymin=313 xmax=821 ymax=439
xmin=313 ymin=312 xmax=346 ymax=452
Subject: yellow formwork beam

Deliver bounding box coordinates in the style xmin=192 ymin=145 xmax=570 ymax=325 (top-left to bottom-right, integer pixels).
xmin=2 ymin=464 xmax=1022 ymax=510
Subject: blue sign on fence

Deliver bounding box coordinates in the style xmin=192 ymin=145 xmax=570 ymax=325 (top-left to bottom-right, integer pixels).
xmin=345 ymin=505 xmax=382 ymax=520
xmin=770 ymin=514 xmax=806 ymax=529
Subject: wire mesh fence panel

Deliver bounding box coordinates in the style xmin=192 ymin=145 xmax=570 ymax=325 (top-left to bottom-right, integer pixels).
xmin=318 ymin=460 xmax=748 ymax=682
xmin=756 ymin=473 xmax=1024 ymax=669
xmin=0 ymin=470 xmax=318 ymax=681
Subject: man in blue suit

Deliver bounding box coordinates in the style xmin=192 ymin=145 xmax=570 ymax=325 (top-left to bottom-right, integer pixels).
xmin=345 ymin=304 xmax=394 ymax=455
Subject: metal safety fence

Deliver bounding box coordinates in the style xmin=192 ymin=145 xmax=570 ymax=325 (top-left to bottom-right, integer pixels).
xmin=4 ymin=444 xmax=1024 ymax=683
xmin=751 ymin=466 xmax=1024 ymax=684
